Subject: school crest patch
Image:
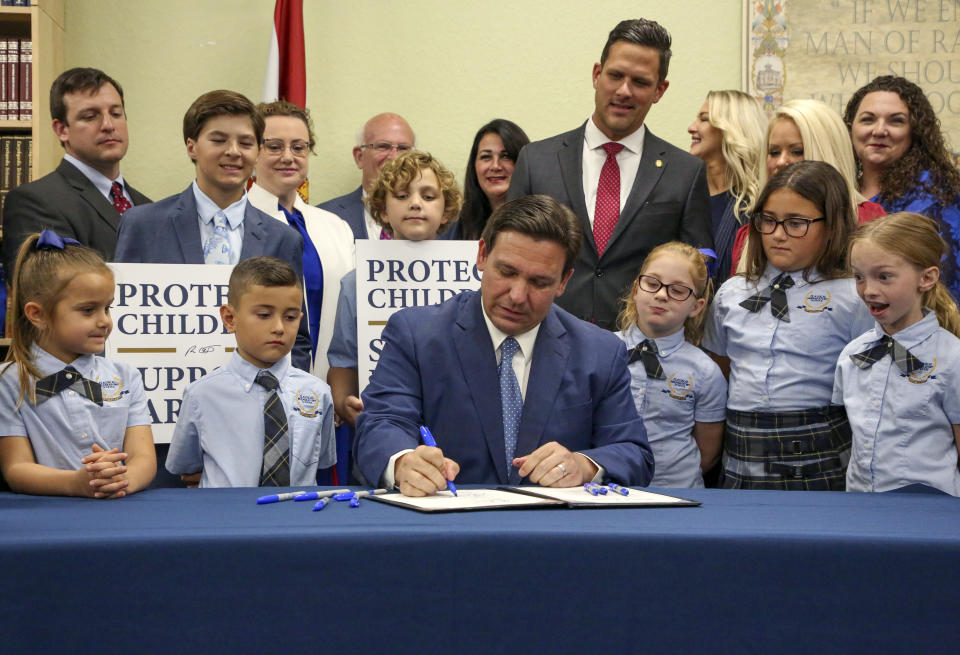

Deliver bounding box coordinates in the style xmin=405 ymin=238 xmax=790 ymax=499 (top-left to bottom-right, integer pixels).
xmin=295 ymin=389 xmax=321 ymax=417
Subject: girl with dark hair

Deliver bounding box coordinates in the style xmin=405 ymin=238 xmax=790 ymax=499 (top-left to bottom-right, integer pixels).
xmin=447 ymin=119 xmax=529 ymax=240
xmin=844 ymin=75 xmax=960 ymax=299
xmin=703 ymin=161 xmax=873 ymax=490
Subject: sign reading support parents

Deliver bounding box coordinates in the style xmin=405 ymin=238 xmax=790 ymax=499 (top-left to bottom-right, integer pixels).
xmin=356 ymin=240 xmax=482 ymax=392
xmin=106 ymin=264 xmax=235 ymax=444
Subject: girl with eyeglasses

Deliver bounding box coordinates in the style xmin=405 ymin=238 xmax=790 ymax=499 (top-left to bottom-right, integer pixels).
xmin=702 ymin=161 xmax=873 ymax=490
xmin=615 ymin=241 xmax=727 ymax=487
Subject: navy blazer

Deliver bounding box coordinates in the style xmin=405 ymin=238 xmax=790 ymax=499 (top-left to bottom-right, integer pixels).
xmin=2 ymin=159 xmax=151 ymax=277
xmin=355 ymin=291 xmax=653 ymax=487
xmin=317 ymin=186 xmax=367 ymax=240
xmin=113 ymin=185 xmax=312 ymax=371
xmin=508 ymin=123 xmax=712 ymax=330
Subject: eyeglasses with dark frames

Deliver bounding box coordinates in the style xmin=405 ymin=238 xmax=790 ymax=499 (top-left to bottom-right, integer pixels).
xmin=754 ymin=213 xmax=826 ymax=237
xmin=637 ymin=274 xmax=696 ymax=301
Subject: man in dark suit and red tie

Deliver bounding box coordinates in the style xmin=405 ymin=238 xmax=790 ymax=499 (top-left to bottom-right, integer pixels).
xmin=1 ymin=68 xmax=150 ymax=279
xmin=508 ymin=18 xmax=712 ymax=330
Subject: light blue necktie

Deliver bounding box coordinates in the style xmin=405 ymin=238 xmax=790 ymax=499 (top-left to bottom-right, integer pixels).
xmin=498 ymin=337 xmax=523 ymax=479
xmin=203 ymin=211 xmax=233 ymax=265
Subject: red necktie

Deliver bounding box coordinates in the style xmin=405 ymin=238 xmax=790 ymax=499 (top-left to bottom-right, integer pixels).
xmin=110 ymin=181 xmax=132 ymax=215
xmin=593 ymin=142 xmax=624 ymax=256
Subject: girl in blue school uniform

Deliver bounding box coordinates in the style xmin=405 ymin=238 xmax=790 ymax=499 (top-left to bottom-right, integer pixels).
xmin=0 ymin=231 xmax=156 ymax=497
xmin=616 ymin=241 xmax=727 ymax=487
xmin=834 ymin=212 xmax=960 ymax=496
xmin=703 ymin=161 xmax=873 ymax=490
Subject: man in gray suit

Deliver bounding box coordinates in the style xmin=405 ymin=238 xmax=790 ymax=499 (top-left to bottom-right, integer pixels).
xmin=317 ymin=112 xmax=415 ymax=240
xmin=508 ymin=19 xmax=712 ymax=331
xmin=2 ymin=68 xmax=150 ymax=278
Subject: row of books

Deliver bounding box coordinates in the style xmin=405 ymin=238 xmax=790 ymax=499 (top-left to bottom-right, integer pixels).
xmin=0 ymin=38 xmax=31 ymax=120
xmin=0 ymin=134 xmax=32 ymax=238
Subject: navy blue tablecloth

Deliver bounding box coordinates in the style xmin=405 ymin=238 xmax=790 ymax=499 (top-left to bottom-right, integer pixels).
xmin=1 ymin=486 xmax=958 ymax=654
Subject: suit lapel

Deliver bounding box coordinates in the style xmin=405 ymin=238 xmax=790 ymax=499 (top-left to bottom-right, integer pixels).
xmin=607 ymin=130 xmax=668 ymax=249
xmin=453 ymin=294 xmax=509 ymax=484
xmin=239 ymin=202 xmax=266 ymax=260
xmin=514 ymin=309 xmax=568 ymax=478
xmin=57 ymin=161 xmax=122 ymax=233
xmin=557 ymin=125 xmax=593 ymax=250
xmin=171 ymin=187 xmax=205 ymax=264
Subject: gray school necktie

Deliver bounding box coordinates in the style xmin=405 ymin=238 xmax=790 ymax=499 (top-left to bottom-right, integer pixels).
xmin=34 ymin=366 xmax=102 ymax=406
xmin=739 ymin=272 xmax=795 ymax=322
xmin=850 ymin=335 xmax=925 ymax=375
xmin=499 ymin=337 xmax=523 ymax=480
xmin=256 ymin=370 xmax=291 ymax=487
xmin=629 ymin=339 xmax=665 ymax=380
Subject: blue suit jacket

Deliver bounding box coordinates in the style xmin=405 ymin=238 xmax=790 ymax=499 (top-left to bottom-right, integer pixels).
xmin=113 ymin=185 xmax=312 ymax=371
xmin=317 ymin=186 xmax=367 ymax=240
xmin=355 ymin=291 xmax=653 ymax=486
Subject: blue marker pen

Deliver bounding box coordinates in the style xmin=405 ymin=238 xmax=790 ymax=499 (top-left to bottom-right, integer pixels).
xmin=607 ymin=483 xmax=629 ymax=496
xmin=293 ymin=489 xmax=350 ymax=502
xmin=334 ymin=491 xmax=356 ymax=501
xmin=584 ymin=483 xmax=600 ymax=496
xmin=349 ymin=496 xmax=360 ymax=508
xmin=312 ymin=499 xmax=330 ymax=511
xmin=419 ymin=426 xmax=458 ymax=497
xmin=257 ymin=491 xmax=309 ymax=504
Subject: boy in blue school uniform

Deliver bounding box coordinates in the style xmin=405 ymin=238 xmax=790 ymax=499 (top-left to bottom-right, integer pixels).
xmin=167 ymin=256 xmax=335 ymax=487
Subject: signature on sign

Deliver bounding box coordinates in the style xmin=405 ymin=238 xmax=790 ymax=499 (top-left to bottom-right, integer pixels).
xmin=185 ymin=344 xmax=220 ymax=356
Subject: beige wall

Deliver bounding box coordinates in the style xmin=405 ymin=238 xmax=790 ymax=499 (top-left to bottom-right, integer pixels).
xmin=63 ymin=0 xmax=743 ymax=203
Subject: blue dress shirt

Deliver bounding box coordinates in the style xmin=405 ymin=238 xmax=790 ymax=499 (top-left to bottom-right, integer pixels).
xmin=0 ymin=347 xmax=151 ymax=471
xmin=167 ymin=352 xmax=335 ymax=487
xmin=703 ymin=265 xmax=873 ymax=411
xmin=327 ymin=269 xmax=359 ymax=369
xmin=834 ymin=311 xmax=960 ymax=496
xmin=192 ymin=181 xmax=245 ymax=264
xmin=619 ymin=325 xmax=727 ymax=487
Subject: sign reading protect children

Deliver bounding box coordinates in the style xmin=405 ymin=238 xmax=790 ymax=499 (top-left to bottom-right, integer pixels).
xmin=355 ymin=240 xmax=482 ymax=392
xmin=106 ymin=264 xmax=235 ymax=443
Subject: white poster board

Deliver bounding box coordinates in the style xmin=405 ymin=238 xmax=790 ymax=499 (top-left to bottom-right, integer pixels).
xmin=355 ymin=240 xmax=482 ymax=392
xmin=106 ymin=264 xmax=235 ymax=444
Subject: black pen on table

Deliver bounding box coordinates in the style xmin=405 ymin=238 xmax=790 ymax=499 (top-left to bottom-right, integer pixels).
xmin=419 ymin=425 xmax=458 ymax=496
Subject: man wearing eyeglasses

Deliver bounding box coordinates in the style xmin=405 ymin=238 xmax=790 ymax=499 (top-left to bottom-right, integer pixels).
xmin=317 ymin=112 xmax=416 ymax=240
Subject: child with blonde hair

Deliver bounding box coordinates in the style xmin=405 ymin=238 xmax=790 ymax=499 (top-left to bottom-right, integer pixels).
xmin=835 ymin=212 xmax=960 ymax=495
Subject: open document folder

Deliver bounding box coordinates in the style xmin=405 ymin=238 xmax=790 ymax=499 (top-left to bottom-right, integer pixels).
xmin=368 ymin=486 xmax=700 ymax=513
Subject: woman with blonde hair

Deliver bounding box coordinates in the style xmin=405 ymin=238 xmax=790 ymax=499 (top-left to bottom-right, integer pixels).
xmin=687 ymin=90 xmax=767 ymax=284
xmin=730 ymin=99 xmax=885 ymax=273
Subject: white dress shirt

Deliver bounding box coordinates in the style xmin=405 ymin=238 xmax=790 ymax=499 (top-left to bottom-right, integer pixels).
xmin=62 ymin=153 xmax=132 ymax=205
xmin=581 ymin=118 xmax=646 ymax=227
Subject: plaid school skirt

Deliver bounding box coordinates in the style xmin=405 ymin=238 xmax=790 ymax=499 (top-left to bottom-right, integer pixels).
xmin=721 ymin=406 xmax=852 ymax=491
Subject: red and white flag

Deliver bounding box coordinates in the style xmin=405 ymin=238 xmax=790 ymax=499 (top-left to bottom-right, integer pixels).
xmin=262 ymin=0 xmax=306 ymax=107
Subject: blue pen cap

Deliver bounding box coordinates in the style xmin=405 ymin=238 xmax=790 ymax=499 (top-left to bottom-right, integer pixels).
xmin=334 ymin=491 xmax=355 ymax=501
xmin=349 ymin=497 xmax=360 ymax=507
xmin=312 ymin=499 xmax=329 ymax=511
xmin=256 ymin=495 xmax=280 ymax=504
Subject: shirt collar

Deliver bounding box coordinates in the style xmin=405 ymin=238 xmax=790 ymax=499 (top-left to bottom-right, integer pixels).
xmin=227 ymin=350 xmax=291 ymax=392
xmin=762 ymin=263 xmax=821 ymax=288
xmin=30 ymin=345 xmax=97 ymax=378
xmin=584 ymin=117 xmax=645 ymax=155
xmin=870 ymin=308 xmax=939 ymax=348
xmin=480 ymin=303 xmax=540 ymax=361
xmin=192 ymin=180 xmax=247 ymax=229
xmin=621 ymin=323 xmax=685 ymax=357
xmin=63 ymin=154 xmax=125 ymax=199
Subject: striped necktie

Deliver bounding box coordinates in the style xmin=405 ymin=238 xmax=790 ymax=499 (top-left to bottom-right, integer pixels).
xmin=629 ymin=339 xmax=665 ymax=380
xmin=256 ymin=370 xmax=291 ymax=486
xmin=35 ymin=366 xmax=103 ymax=406
xmin=739 ymin=272 xmax=794 ymax=322
xmin=850 ymin=335 xmax=925 ymax=375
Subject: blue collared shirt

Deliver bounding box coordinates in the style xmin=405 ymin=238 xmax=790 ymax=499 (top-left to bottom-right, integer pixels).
xmin=703 ymin=265 xmax=873 ymax=411
xmin=327 ymin=269 xmax=358 ymax=369
xmin=0 ymin=347 xmax=151 ymax=471
xmin=63 ymin=153 xmax=132 ymax=205
xmin=833 ymin=311 xmax=960 ymax=496
xmin=167 ymin=351 xmax=335 ymax=487
xmin=192 ymin=181 xmax=246 ymax=264
xmin=619 ymin=325 xmax=727 ymax=487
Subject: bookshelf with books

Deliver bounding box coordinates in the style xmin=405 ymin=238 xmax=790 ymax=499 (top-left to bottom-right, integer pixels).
xmin=0 ymin=0 xmax=63 ymax=335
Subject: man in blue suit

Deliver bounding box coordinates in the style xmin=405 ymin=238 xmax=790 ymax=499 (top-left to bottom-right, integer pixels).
xmin=356 ymin=195 xmax=653 ymax=495
xmin=316 ymin=112 xmax=415 ymax=240
xmin=114 ymin=90 xmax=310 ymax=370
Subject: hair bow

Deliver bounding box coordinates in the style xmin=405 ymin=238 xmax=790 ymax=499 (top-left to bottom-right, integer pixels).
xmin=35 ymin=230 xmax=81 ymax=251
